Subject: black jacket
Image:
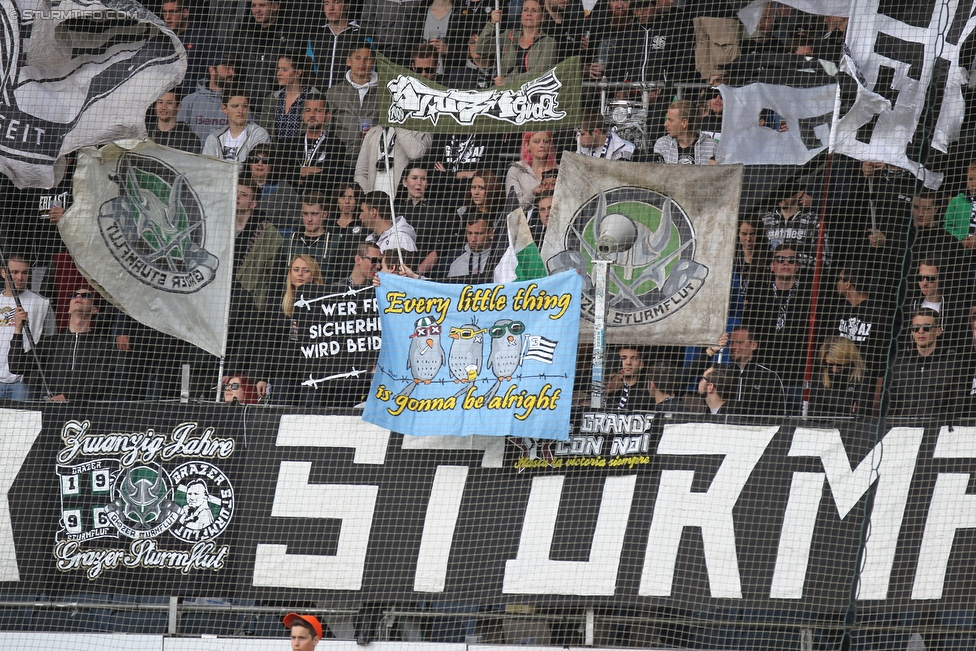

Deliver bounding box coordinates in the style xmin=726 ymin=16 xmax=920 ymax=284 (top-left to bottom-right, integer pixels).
xmin=8 ymin=329 xmax=114 ymax=401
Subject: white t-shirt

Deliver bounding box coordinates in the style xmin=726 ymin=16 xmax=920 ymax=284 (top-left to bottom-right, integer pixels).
xmin=0 ymin=291 xmax=50 ymax=383
xmin=220 ymin=128 xmax=248 ymax=161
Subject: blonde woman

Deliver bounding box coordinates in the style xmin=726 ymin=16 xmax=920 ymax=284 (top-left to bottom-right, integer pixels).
xmin=283 ymin=254 xmax=325 ymax=317
xmin=257 ymin=254 xmax=325 ymax=405
xmin=808 ymin=337 xmax=871 ymax=417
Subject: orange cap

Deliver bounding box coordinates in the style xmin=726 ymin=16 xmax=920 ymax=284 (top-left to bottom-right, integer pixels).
xmin=283 ymin=613 xmax=323 ymax=639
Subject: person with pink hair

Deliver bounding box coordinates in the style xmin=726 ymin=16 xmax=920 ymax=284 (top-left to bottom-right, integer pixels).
xmin=223 ymin=375 xmax=260 ymax=404
xmin=505 ymin=131 xmax=557 ymax=207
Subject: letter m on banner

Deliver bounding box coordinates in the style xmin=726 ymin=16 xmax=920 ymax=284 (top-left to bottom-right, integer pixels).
xmin=831 ymin=0 xmax=976 ymax=188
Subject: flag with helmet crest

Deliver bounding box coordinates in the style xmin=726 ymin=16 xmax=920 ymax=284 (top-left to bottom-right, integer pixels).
xmin=542 ymin=153 xmax=740 ymax=345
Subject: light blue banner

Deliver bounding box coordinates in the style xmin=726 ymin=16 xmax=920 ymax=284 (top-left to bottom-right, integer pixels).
xmin=363 ymin=272 xmax=582 ymax=439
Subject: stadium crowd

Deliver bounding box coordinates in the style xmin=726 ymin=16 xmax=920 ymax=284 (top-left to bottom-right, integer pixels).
xmin=0 ymin=0 xmax=974 ymax=418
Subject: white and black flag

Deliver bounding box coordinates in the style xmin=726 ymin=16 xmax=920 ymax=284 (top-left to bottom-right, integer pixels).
xmin=0 ymin=0 xmax=186 ymax=188
xmin=832 ymin=0 xmax=976 ymax=188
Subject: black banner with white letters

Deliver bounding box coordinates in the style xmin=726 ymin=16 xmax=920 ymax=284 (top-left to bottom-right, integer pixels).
xmin=4 ymin=403 xmax=976 ymax=619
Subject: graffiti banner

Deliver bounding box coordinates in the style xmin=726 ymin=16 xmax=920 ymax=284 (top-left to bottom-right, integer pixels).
xmin=376 ymin=54 xmax=582 ymax=133
xmin=363 ymin=272 xmax=581 ymax=439
xmin=59 ymin=141 xmax=236 ymax=357
xmin=543 ymin=153 xmax=741 ymax=345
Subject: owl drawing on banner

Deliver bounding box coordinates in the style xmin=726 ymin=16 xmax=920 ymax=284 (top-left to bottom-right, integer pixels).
xmin=448 ymin=323 xmax=486 ymax=384
xmin=400 ymin=316 xmax=445 ymax=397
xmin=485 ymin=318 xmax=525 ymax=400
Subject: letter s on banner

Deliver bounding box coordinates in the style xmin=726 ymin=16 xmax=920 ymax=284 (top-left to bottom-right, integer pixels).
xmin=252 ymin=415 xmax=388 ymax=589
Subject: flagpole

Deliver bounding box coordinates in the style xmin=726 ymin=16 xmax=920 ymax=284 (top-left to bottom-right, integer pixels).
xmin=0 ymin=245 xmax=54 ymax=400
xmin=381 ymin=128 xmax=405 ymax=269
xmin=217 ymin=167 xmax=237 ymax=402
xmin=494 ymin=0 xmax=502 ymax=79
xmin=215 ymin=357 xmax=225 ymax=403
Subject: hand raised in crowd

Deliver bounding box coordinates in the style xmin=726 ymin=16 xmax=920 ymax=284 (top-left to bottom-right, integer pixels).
xmin=961 ymin=235 xmax=976 ymax=250
xmin=48 ymin=204 xmax=65 ymax=223
xmin=705 ymin=332 xmax=729 ymax=358
xmin=256 ymin=381 xmax=268 ymax=399
xmin=861 ymin=161 xmax=886 ymax=177
xmin=428 ymin=38 xmax=448 ymax=55
xmin=115 ymin=334 xmax=131 ymax=352
xmin=867 ymin=228 xmax=887 ymax=247
xmin=489 ymin=8 xmax=502 ymax=23
xmin=533 ymin=177 xmax=556 ymax=196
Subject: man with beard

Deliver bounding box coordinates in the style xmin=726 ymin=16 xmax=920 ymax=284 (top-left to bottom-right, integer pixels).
xmin=179 ymin=56 xmax=237 ymax=146
xmin=281 ymin=90 xmax=347 ymax=190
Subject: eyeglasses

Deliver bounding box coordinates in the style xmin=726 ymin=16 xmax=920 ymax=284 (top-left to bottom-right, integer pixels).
xmin=910 ymin=324 xmax=937 ymax=333
xmin=489 ymin=321 xmax=525 ymax=338
xmin=450 ymin=326 xmax=487 ymax=339
xmin=72 ymin=292 xmax=92 ymax=299
xmin=413 ymin=66 xmax=436 ymax=75
xmin=773 ymin=256 xmax=798 ymax=264
xmin=363 ymin=256 xmax=382 ymax=265
xmin=222 ymin=382 xmax=242 ymax=390
xmin=251 ymin=156 xmax=270 ymax=164
xmin=918 ymin=274 xmax=938 ymax=283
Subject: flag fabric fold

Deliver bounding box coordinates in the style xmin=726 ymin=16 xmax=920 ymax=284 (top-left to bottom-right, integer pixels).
xmin=0 ymin=0 xmax=186 ymax=188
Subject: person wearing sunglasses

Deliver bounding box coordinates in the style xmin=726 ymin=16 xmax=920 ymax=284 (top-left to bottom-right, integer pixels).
xmin=823 ymin=266 xmax=892 ymax=403
xmin=886 ymin=309 xmax=961 ymax=419
xmin=697 ymin=366 xmax=736 ymax=416
xmin=246 ymin=143 xmax=302 ymax=233
xmin=222 ymin=375 xmax=260 ymax=404
xmin=340 ymin=243 xmax=383 ymax=291
xmin=905 ymin=258 xmax=966 ymax=350
xmin=742 ymin=244 xmax=810 ymax=415
xmin=8 ymin=286 xmax=113 ymax=402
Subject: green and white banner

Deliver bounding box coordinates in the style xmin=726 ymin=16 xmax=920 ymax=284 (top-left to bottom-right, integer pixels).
xmin=543 ymin=153 xmax=742 ymax=345
xmin=60 ymin=141 xmax=236 ymax=357
xmin=377 ymin=54 xmax=582 ymax=133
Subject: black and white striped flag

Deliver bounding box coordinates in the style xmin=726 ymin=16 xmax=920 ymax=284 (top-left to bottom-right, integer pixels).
xmin=524 ymin=336 xmax=558 ymax=364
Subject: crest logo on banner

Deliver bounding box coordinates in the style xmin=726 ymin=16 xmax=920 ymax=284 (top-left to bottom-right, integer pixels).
xmin=363 ymin=272 xmax=581 ymax=440
xmin=54 ymin=420 xmax=235 ymax=579
xmin=98 ymin=152 xmax=219 ymax=293
xmin=551 ymin=186 xmax=706 ymax=324
xmin=60 ymin=141 xmax=235 ymax=358
xmin=543 ymin=153 xmax=740 ymax=345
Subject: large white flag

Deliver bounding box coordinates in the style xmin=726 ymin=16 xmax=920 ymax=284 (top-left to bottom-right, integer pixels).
xmin=718 ymin=82 xmax=837 ymax=165
xmin=735 ymin=0 xmax=976 ymax=189
xmin=60 ymin=141 xmax=235 ymax=357
xmin=0 ymin=0 xmax=186 ymax=188
xmin=543 ymin=153 xmax=741 ymax=345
